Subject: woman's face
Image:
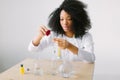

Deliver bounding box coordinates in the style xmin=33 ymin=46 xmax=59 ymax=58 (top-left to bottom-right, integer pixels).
xmin=60 ymin=10 xmax=73 ymax=33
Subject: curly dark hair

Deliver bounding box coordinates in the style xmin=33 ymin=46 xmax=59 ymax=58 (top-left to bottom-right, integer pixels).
xmin=48 ymin=0 xmax=91 ymax=38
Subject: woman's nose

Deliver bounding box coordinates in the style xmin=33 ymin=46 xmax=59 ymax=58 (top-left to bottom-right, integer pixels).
xmin=63 ymin=20 xmax=68 ymax=25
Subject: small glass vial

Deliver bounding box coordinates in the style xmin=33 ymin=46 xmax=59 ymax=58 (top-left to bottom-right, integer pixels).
xmin=20 ymin=64 xmax=25 ymax=75
xmin=57 ymin=47 xmax=61 ymax=59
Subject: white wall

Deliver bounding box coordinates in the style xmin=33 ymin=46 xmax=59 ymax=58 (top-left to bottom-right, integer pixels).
xmin=87 ymin=0 xmax=120 ymax=79
xmin=0 ymin=0 xmax=120 ymax=80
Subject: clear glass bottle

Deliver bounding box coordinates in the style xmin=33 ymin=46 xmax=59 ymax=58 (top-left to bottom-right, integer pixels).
xmin=59 ymin=58 xmax=73 ymax=78
xmin=33 ymin=59 xmax=43 ymax=76
xmin=50 ymin=48 xmax=58 ymax=75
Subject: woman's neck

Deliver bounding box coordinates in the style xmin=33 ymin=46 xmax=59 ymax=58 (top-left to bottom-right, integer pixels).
xmin=65 ymin=32 xmax=74 ymax=38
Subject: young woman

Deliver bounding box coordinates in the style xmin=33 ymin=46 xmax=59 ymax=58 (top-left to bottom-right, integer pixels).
xmin=28 ymin=0 xmax=95 ymax=63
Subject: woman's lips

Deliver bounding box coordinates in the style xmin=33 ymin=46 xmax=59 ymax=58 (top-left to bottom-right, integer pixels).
xmin=63 ymin=26 xmax=69 ymax=30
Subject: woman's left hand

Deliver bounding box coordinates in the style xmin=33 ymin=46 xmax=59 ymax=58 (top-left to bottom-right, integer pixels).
xmin=53 ymin=38 xmax=69 ymax=49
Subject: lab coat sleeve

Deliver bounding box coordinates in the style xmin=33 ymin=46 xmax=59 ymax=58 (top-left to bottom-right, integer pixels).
xmin=28 ymin=36 xmax=52 ymax=52
xmin=28 ymin=40 xmax=40 ymax=52
xmin=77 ymin=33 xmax=95 ymax=63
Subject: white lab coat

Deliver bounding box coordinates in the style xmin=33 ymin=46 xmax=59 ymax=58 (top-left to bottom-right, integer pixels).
xmin=28 ymin=32 xmax=95 ymax=63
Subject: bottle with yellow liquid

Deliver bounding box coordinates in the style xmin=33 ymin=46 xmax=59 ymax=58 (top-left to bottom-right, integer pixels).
xmin=20 ymin=64 xmax=25 ymax=75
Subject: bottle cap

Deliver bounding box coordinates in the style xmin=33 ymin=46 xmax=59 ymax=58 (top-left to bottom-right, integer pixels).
xmin=46 ymin=30 xmax=51 ymax=36
xmin=20 ymin=64 xmax=23 ymax=67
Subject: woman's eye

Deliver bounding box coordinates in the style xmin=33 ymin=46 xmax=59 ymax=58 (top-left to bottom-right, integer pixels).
xmin=60 ymin=18 xmax=72 ymax=21
xmin=60 ymin=19 xmax=64 ymax=21
xmin=67 ymin=18 xmax=72 ymax=20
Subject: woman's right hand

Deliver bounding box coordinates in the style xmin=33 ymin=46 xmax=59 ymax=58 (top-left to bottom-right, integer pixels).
xmin=32 ymin=25 xmax=49 ymax=46
xmin=38 ymin=25 xmax=49 ymax=37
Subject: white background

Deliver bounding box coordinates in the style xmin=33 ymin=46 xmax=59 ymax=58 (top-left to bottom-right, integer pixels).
xmin=0 ymin=0 xmax=120 ymax=80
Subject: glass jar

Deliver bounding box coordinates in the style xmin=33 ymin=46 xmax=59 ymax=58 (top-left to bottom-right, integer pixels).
xmin=58 ymin=60 xmax=73 ymax=78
